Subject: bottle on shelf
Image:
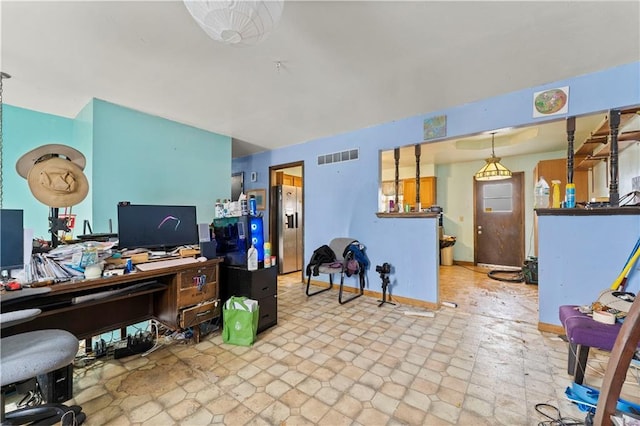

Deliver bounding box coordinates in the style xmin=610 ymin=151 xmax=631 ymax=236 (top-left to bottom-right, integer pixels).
xmin=534 ymin=176 xmax=550 ymax=208
xmin=247 ymin=244 xmax=258 ymax=271
xmin=565 ymin=183 xmax=576 ymax=208
xmin=249 ymin=195 xmax=257 ymax=216
xmin=214 ymin=199 xmax=224 ymax=218
xmin=551 ymin=180 xmax=561 ymax=208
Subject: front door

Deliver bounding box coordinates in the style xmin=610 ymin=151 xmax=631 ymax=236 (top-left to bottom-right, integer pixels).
xmin=473 ymin=171 xmax=525 ymax=267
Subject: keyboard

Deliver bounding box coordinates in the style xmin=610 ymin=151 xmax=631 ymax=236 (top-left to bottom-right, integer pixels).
xmin=136 ymin=257 xmax=199 ymax=271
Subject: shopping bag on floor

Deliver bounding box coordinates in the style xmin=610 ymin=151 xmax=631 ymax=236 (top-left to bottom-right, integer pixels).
xmin=222 ymin=296 xmax=259 ymax=346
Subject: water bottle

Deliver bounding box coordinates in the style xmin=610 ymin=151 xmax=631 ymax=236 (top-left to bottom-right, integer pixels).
xmin=214 ymin=199 xmax=224 ymax=218
xmin=249 ymin=195 xmax=257 ymax=216
xmin=247 ymin=244 xmax=258 ymax=271
xmin=534 ymin=177 xmax=550 ymax=208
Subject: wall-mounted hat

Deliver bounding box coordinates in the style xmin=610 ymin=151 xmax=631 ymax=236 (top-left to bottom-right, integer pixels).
xmin=16 ymin=144 xmax=89 ymax=207
xmin=16 ymin=144 xmax=86 ymax=179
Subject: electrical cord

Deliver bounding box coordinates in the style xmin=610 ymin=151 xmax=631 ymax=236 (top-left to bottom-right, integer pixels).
xmin=535 ymin=403 xmax=586 ymax=426
xmin=487 ymin=269 xmax=524 ymax=283
xmin=453 ymin=264 xmax=488 ymax=274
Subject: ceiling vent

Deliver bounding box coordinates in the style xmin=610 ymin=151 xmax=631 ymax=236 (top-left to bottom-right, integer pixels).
xmin=317 ymin=149 xmax=359 ymax=166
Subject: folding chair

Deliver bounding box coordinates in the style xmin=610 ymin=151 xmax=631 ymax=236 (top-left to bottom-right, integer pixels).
xmin=305 ymin=237 xmax=367 ymax=304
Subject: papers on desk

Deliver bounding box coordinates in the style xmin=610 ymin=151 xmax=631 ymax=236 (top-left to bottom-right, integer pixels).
xmin=24 ymin=254 xmax=78 ymax=283
xmin=24 ymin=241 xmax=117 ymax=284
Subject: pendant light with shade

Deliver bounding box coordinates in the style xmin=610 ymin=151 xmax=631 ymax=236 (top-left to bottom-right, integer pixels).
xmin=183 ymin=0 xmax=284 ymax=47
xmin=474 ymin=132 xmax=512 ymax=181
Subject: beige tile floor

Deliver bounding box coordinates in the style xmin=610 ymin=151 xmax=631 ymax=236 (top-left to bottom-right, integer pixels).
xmin=60 ymin=266 xmax=639 ymax=425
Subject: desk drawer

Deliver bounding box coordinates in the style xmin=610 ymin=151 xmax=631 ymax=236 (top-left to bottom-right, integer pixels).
xmin=178 ymin=266 xmax=218 ymax=307
xmin=179 ymin=300 xmax=219 ymax=329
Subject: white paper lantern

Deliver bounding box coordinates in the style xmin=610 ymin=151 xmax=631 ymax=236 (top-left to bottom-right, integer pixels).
xmin=183 ymin=0 xmax=284 ymax=46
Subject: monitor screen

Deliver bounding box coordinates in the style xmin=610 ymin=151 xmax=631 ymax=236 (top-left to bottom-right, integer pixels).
xmin=117 ymin=204 xmax=199 ymax=250
xmin=0 ymin=209 xmax=25 ymax=272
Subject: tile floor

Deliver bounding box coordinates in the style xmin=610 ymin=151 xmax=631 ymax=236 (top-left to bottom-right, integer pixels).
xmin=60 ymin=265 xmax=639 ymax=425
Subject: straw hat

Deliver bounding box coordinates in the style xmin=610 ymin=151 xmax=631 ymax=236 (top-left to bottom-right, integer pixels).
xmin=16 ymin=144 xmax=86 ymax=179
xmin=17 ymin=145 xmax=89 ymax=207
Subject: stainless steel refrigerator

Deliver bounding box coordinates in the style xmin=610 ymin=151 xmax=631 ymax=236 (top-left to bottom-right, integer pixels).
xmin=274 ymin=185 xmax=303 ymax=274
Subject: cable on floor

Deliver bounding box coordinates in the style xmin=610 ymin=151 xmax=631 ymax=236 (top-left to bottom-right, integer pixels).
xmin=535 ymin=403 xmax=586 ymax=426
xmin=487 ymin=268 xmax=524 ymax=283
xmin=452 ymin=264 xmax=488 ymax=274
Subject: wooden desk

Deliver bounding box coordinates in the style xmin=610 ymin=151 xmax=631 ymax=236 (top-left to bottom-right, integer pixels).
xmin=1 ymin=259 xmax=222 ymax=344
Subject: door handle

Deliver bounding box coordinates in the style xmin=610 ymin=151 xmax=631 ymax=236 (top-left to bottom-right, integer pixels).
xmin=295 ymin=212 xmax=299 ymax=229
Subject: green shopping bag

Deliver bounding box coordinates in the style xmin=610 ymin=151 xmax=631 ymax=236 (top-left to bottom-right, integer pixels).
xmin=222 ymin=296 xmax=259 ymax=346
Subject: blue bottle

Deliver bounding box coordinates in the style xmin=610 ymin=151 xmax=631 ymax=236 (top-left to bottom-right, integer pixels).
xmin=249 ymin=195 xmax=257 ymax=216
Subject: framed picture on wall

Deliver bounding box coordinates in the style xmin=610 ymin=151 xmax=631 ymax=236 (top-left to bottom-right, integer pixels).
xmin=247 ymin=189 xmax=266 ymax=210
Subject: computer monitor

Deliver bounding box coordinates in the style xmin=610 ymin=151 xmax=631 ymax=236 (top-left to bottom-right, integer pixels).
xmin=0 ymin=209 xmax=25 ymax=275
xmin=117 ymin=204 xmax=199 ymax=250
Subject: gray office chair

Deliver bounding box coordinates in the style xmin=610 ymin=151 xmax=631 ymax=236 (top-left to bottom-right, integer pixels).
xmin=305 ymin=237 xmax=367 ymax=304
xmin=1 ymin=308 xmax=85 ymax=425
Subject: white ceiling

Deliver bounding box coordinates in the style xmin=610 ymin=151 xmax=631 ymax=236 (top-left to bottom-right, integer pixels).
xmin=2 ymin=1 xmax=639 ymax=161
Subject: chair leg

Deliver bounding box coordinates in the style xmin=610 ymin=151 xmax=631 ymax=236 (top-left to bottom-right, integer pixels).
xmin=306 ymin=273 xmax=333 ymax=296
xmin=568 ymin=342 xmax=578 ymax=376
xmin=338 ymin=272 xmax=365 ymax=305
xmin=573 ymin=344 xmax=590 ymax=385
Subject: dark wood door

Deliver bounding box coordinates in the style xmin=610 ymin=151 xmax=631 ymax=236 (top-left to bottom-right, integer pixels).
xmin=473 ymin=171 xmax=525 ymax=267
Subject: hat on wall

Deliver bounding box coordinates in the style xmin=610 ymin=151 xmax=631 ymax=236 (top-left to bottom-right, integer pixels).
xmin=16 ymin=144 xmax=89 ymax=207
xmin=16 ymin=144 xmax=86 ymax=179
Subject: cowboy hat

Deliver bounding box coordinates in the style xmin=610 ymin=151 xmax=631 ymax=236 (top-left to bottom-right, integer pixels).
xmin=16 ymin=144 xmax=86 ymax=179
xmin=27 ymin=156 xmax=89 ymax=207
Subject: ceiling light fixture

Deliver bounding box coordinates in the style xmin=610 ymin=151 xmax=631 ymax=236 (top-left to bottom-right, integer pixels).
xmin=183 ymin=0 xmax=284 ymax=47
xmin=474 ymin=133 xmax=513 ymax=181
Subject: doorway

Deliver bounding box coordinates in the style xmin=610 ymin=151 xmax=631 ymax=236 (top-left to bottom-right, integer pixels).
xmin=473 ymin=171 xmax=525 ymax=268
xmin=269 ymin=162 xmax=304 ymax=281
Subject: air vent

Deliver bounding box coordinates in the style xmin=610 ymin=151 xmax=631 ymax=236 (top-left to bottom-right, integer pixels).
xmin=317 ymin=149 xmax=359 ymax=166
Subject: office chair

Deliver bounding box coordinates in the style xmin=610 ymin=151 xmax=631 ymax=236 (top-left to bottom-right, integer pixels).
xmin=305 ymin=237 xmax=368 ymax=304
xmin=1 ymin=308 xmax=85 ymax=425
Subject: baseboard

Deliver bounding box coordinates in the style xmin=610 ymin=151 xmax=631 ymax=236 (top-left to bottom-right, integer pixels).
xmin=306 ymin=279 xmax=439 ymax=310
xmin=452 ymin=260 xmax=474 ymax=266
xmin=538 ymin=322 xmax=564 ymax=335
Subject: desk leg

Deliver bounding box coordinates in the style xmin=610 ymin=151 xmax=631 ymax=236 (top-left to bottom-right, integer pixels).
xmin=120 ymin=327 xmax=127 ymax=340
xmin=193 ymin=326 xmax=201 ymax=344
xmin=85 ymin=338 xmax=92 ymax=355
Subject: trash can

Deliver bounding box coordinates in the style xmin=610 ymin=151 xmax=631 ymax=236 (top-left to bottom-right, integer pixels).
xmin=440 ymin=235 xmax=456 ymax=266
xmin=441 ymin=246 xmax=454 ymax=266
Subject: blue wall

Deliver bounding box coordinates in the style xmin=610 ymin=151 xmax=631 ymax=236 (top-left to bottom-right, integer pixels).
xmin=539 ymin=214 xmax=640 ymax=325
xmin=233 ymin=62 xmax=640 ymax=307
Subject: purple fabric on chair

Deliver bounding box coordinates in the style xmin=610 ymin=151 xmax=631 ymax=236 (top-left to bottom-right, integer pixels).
xmin=559 ymin=305 xmax=620 ymax=351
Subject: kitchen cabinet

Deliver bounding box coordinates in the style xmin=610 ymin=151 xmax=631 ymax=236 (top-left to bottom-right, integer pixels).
xmin=403 ymin=176 xmax=437 ymax=210
xmin=275 ymin=172 xmax=302 ymax=187
xmin=534 ymin=159 xmax=588 ymax=203
xmin=533 ymin=158 xmax=588 ymax=255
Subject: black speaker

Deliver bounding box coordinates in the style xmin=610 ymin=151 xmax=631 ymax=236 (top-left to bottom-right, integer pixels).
xmin=37 ymin=363 xmax=74 ymax=403
xmin=200 ymin=240 xmax=218 ymax=259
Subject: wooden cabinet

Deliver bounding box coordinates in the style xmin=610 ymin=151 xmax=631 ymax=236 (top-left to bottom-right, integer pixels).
xmin=534 ymin=159 xmax=588 ymax=203
xmin=154 ymin=261 xmax=221 ymax=343
xmin=403 ymin=176 xmax=437 ymax=210
xmin=275 ymin=172 xmax=302 ymax=187
xmin=220 ymin=265 xmax=278 ymax=333
xmin=533 ymin=158 xmax=589 ymax=255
